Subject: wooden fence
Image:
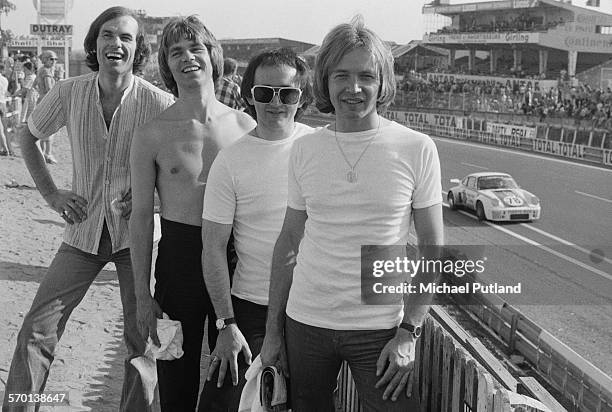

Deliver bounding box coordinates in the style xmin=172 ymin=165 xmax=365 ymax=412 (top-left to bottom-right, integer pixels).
xmin=335 ymin=309 xmax=555 ymax=412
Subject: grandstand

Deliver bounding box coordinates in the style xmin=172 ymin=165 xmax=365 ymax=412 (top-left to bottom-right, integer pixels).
xmin=421 ymin=0 xmax=612 ymax=79
xmin=387 ymin=0 xmax=612 ymax=159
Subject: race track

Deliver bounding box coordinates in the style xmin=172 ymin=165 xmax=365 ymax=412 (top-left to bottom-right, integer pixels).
xmin=303 ymin=115 xmax=612 ymax=376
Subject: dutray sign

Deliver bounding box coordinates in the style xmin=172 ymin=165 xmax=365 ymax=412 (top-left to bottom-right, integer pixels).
xmin=30 ymin=24 xmax=73 ymax=36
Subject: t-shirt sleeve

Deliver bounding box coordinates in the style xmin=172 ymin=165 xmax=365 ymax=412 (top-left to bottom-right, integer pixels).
xmin=27 ymin=82 xmax=66 ymax=141
xmin=412 ymin=136 xmax=443 ymax=209
xmin=287 ymin=139 xmax=306 ymax=211
xmin=202 ymin=152 xmax=236 ymax=224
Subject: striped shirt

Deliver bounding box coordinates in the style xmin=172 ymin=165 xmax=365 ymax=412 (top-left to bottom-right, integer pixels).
xmin=28 ymin=72 xmax=175 ymax=254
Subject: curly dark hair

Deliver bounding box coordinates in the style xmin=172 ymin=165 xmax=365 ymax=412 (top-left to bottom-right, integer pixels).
xmin=241 ymin=47 xmax=313 ymax=121
xmin=83 ymin=6 xmax=150 ymax=73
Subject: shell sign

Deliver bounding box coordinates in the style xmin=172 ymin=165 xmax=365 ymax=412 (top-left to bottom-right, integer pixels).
xmin=32 ymin=0 xmax=74 ymax=19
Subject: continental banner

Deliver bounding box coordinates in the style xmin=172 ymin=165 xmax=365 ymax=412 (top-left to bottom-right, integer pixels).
xmin=486 ymin=122 xmax=536 ymax=139
xmin=384 ymin=110 xmax=465 ymax=128
xmin=425 ymin=72 xmax=558 ymax=93
xmin=532 ymin=139 xmax=584 ymax=159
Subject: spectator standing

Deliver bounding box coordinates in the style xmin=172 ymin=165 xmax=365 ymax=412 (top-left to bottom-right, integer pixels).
xmin=198 ymin=48 xmax=314 ymax=411
xmin=3 ymin=7 xmax=175 ymax=411
xmin=20 ymin=61 xmax=39 ymax=124
xmin=260 ymin=16 xmax=444 ymax=412
xmin=0 ymin=64 xmax=13 ymax=156
xmin=130 ymin=16 xmax=255 ymax=412
xmin=216 ymin=57 xmax=246 ymax=110
xmin=36 ymin=50 xmax=59 ymax=164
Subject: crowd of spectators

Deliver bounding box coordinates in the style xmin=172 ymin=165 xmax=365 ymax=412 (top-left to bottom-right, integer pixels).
xmin=435 ymin=15 xmax=565 ymax=34
xmin=397 ymin=71 xmax=612 ymax=129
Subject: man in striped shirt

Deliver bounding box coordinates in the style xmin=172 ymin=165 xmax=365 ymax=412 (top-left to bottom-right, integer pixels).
xmin=129 ymin=16 xmax=255 ymax=412
xmin=4 ymin=7 xmax=174 ymax=412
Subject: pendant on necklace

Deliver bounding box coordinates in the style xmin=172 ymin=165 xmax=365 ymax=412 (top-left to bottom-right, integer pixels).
xmin=347 ymin=170 xmax=357 ymax=183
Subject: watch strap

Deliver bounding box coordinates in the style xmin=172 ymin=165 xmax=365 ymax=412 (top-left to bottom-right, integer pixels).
xmin=216 ymin=317 xmax=236 ymax=330
xmin=399 ymin=322 xmax=422 ymax=338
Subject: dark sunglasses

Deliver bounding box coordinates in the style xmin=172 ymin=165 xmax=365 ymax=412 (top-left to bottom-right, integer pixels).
xmin=251 ymin=85 xmax=302 ymax=105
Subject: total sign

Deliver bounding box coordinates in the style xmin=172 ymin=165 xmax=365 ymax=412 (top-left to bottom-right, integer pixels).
xmin=30 ymin=24 xmax=73 ymax=36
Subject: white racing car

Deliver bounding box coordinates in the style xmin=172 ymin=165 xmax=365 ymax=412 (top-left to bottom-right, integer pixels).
xmin=447 ymin=172 xmax=541 ymax=222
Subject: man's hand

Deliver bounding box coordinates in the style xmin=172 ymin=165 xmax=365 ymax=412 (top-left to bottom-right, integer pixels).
xmin=207 ymin=324 xmax=252 ymax=387
xmin=120 ymin=189 xmax=132 ymax=219
xmin=44 ymin=189 xmax=88 ymax=224
xmin=375 ymin=329 xmax=416 ymax=401
xmin=135 ymin=294 xmax=163 ymax=347
xmin=260 ymin=331 xmax=289 ymax=378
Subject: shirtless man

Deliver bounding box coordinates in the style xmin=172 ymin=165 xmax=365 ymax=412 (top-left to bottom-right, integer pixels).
xmin=129 ymin=16 xmax=255 ymax=412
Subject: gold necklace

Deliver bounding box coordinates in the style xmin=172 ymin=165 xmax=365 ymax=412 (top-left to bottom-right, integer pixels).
xmin=334 ymin=117 xmax=381 ymax=183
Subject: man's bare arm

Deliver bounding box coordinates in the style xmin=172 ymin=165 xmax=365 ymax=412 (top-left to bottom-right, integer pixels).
xmin=21 ymin=126 xmax=87 ymax=223
xmin=202 ymin=219 xmax=252 ymax=386
xmin=376 ymin=203 xmax=444 ymax=400
xmin=260 ymin=207 xmax=307 ymax=374
xmin=201 ymin=219 xmax=234 ymax=318
xmin=404 ymin=203 xmax=445 ymax=325
xmin=129 ymin=124 xmax=162 ymax=345
xmin=265 ymin=207 xmax=306 ymax=334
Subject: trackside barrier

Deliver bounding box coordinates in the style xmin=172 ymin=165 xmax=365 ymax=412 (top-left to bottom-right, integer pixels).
xmin=383 ymin=111 xmax=612 ymax=167
xmin=385 ymin=115 xmax=612 ymax=168
xmin=335 ymin=307 xmax=555 ymax=412
xmin=447 ymin=273 xmax=612 ymax=412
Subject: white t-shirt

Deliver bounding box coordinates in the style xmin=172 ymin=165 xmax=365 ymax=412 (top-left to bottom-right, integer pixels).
xmin=203 ymin=122 xmax=314 ymax=305
xmin=286 ymin=121 xmax=442 ymax=330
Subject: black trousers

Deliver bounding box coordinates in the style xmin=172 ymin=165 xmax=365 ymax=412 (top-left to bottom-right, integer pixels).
xmin=197 ymin=296 xmax=268 ymax=412
xmin=154 ymin=217 xmax=218 ymax=412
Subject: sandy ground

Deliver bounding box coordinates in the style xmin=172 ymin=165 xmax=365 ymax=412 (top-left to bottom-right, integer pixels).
xmin=0 ymin=127 xmax=211 ymax=411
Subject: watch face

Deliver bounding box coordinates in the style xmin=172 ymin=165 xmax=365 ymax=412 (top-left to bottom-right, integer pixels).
xmin=215 ymin=319 xmax=225 ymax=330
xmin=414 ymin=326 xmax=422 ymax=338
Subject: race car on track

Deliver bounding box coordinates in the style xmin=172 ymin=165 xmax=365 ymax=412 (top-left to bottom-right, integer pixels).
xmin=447 ymin=172 xmax=541 ymax=222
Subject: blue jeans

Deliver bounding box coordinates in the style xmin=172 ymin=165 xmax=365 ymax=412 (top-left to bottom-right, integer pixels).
xmin=285 ymin=316 xmax=421 ymax=412
xmin=197 ymin=296 xmax=268 ymax=412
xmin=2 ymin=224 xmax=150 ymax=412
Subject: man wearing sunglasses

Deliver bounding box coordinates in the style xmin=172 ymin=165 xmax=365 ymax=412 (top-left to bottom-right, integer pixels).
xmin=197 ymin=48 xmax=314 ymax=411
xmin=130 ymin=16 xmax=255 ymax=411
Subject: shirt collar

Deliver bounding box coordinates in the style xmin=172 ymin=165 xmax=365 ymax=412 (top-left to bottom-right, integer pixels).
xmin=95 ymin=72 xmax=136 ymax=105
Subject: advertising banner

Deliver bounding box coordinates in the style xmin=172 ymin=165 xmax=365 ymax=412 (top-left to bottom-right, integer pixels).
xmin=486 ymin=122 xmax=536 ymax=139
xmin=479 ymin=132 xmax=523 ymax=148
xmin=8 ymin=39 xmax=71 ymax=48
xmin=603 ymin=149 xmax=612 ymax=166
xmin=424 ymin=32 xmax=539 ymax=44
xmin=384 ymin=110 xmax=465 ymax=128
xmin=425 ymin=72 xmax=558 ymax=92
xmin=532 ymin=139 xmax=584 ymax=159
xmin=30 ymin=24 xmax=73 ymax=36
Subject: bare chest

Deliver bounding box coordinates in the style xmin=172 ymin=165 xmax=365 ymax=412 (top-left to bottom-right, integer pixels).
xmin=157 ymin=139 xmax=204 ymax=182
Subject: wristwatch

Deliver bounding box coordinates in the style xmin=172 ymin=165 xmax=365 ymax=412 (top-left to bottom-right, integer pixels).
xmin=215 ymin=317 xmax=236 ymax=330
xmin=399 ymin=322 xmax=422 ymax=338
